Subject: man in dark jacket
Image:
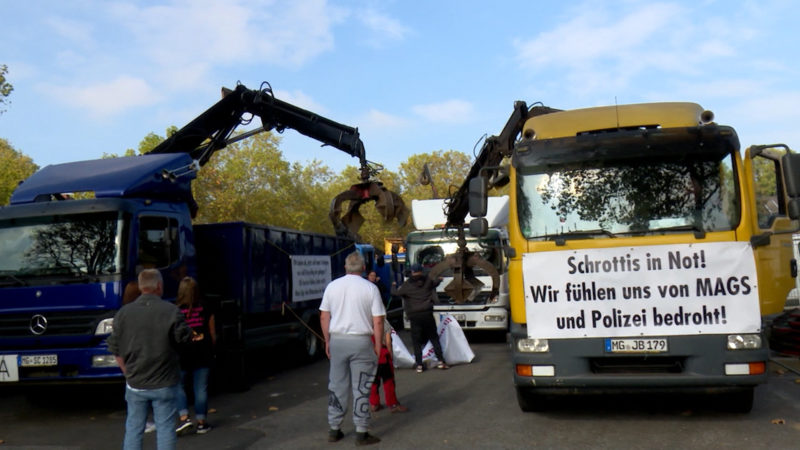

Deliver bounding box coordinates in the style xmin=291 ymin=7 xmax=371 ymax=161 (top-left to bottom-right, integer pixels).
xmin=393 ymin=263 xmax=449 ymax=372
xmin=107 ymin=269 xmax=195 ymax=450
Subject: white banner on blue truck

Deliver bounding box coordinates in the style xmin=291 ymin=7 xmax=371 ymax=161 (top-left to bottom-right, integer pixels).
xmin=522 ymin=242 xmax=761 ymax=339
xmin=291 ymin=255 xmax=333 ymax=302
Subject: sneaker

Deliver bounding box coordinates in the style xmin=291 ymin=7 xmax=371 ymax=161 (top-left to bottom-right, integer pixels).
xmin=415 ymin=365 xmax=424 ymax=373
xmin=144 ymin=421 xmax=156 ymax=433
xmin=196 ymin=422 xmax=212 ymax=434
xmin=437 ymin=362 xmax=450 ymax=370
xmin=176 ymin=418 xmax=194 ymax=435
xmin=390 ymin=404 xmax=409 ymax=413
xmin=355 ymin=432 xmax=381 ymax=446
xmin=328 ymin=428 xmax=344 ymax=443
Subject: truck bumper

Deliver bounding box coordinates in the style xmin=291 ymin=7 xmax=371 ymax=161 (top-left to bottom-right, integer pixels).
xmin=0 ymin=347 xmax=123 ymax=385
xmin=510 ymin=325 xmax=768 ymax=393
xmin=431 ymin=307 xmax=509 ymax=331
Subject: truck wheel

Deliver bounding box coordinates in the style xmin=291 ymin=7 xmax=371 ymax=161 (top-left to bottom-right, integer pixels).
xmin=720 ymin=387 xmax=754 ymax=413
xmin=299 ymin=319 xmax=323 ymax=362
xmin=303 ymin=328 xmax=320 ymax=360
xmin=515 ymin=387 xmax=549 ymax=412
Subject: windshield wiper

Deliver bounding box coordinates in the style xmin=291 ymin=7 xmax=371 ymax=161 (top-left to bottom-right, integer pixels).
xmin=540 ymin=229 xmax=617 ymax=245
xmin=655 ymin=224 xmax=706 ymax=239
xmin=0 ymin=271 xmax=29 ymax=286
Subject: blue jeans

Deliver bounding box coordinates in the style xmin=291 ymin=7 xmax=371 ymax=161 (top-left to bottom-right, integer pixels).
xmin=124 ymin=384 xmax=178 ymax=450
xmin=176 ymin=367 xmax=210 ymax=421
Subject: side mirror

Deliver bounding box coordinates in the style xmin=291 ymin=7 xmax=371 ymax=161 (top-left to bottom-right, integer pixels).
xmin=469 ymin=218 xmax=488 ymax=237
xmin=782 ymin=153 xmax=800 ymax=219
xmin=782 ymin=152 xmax=800 ymax=197
xmin=469 ymin=176 xmax=488 ymax=217
xmin=789 ymin=199 xmax=800 ymax=220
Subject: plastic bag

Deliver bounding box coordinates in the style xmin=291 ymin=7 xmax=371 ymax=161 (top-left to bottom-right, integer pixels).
xmin=421 ymin=314 xmax=475 ymax=366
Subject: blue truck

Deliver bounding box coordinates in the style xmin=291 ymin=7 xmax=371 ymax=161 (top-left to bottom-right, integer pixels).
xmin=0 ymin=83 xmax=407 ymax=389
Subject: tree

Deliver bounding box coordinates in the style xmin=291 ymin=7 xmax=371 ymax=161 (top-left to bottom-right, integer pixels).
xmin=396 ymin=150 xmax=472 ymax=201
xmin=0 ymin=138 xmax=38 ymax=205
xmin=192 ymin=132 xmax=295 ymax=225
xmin=0 ymin=64 xmax=13 ymax=115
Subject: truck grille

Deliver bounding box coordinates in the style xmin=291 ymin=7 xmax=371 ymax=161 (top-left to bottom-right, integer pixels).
xmin=0 ymin=311 xmax=110 ymax=339
xmin=590 ymin=356 xmax=685 ymax=374
xmin=435 ymin=292 xmax=492 ymax=306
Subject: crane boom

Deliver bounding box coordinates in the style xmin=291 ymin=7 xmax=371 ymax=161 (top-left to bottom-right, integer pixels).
xmin=149 ymin=82 xmax=407 ymax=239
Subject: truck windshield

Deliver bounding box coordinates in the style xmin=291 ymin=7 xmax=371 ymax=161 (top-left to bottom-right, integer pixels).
xmin=407 ymin=233 xmax=504 ymax=275
xmin=515 ymin=131 xmax=739 ymax=239
xmin=0 ymin=211 xmax=123 ymax=280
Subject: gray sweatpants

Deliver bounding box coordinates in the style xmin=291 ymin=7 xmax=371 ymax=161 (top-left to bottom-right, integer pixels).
xmin=327 ymin=334 xmax=378 ymax=433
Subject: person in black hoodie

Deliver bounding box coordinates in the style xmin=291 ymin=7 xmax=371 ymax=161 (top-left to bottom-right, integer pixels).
xmin=393 ymin=264 xmax=449 ymax=373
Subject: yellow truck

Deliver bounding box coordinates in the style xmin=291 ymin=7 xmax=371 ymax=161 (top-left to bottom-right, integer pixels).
xmin=466 ymin=102 xmax=800 ymax=412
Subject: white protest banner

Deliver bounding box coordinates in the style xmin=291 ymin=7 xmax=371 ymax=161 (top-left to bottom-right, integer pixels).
xmin=523 ymin=242 xmax=761 ymax=339
xmin=290 ymin=255 xmax=332 ymax=302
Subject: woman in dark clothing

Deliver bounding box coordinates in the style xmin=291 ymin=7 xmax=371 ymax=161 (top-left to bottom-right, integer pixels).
xmin=175 ymin=276 xmax=216 ymax=435
xmin=393 ymin=264 xmax=449 ymax=373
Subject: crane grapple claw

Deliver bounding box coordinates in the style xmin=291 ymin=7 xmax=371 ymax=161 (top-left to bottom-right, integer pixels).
xmin=329 ymin=181 xmax=409 ymax=240
xmin=430 ymin=250 xmax=500 ymax=305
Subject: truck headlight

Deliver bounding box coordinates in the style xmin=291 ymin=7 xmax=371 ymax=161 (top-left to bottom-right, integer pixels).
xmin=95 ymin=318 xmax=114 ymax=335
xmin=517 ymin=338 xmax=549 ymax=353
xmin=92 ymin=354 xmax=119 ymax=368
xmin=727 ymin=334 xmax=761 ymax=350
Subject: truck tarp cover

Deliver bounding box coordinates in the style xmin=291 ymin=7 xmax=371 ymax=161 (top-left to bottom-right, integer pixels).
xmin=10 ymin=153 xmax=195 ymax=204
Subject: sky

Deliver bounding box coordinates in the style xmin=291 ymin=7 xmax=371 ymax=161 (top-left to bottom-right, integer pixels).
xmin=2 ymin=0 xmax=800 ymax=176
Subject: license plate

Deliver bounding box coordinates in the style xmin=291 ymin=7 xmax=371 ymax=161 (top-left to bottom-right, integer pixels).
xmin=0 ymin=354 xmax=20 ymax=382
xmin=605 ymin=338 xmax=668 ymax=353
xmin=453 ymin=314 xmax=466 ymax=322
xmin=20 ymin=354 xmax=58 ymax=367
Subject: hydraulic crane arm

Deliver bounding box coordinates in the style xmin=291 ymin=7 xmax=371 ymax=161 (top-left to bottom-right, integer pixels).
xmin=431 ymin=101 xmax=559 ymax=303
xmin=444 ymin=102 xmax=560 ymax=230
xmin=149 ymin=82 xmax=407 ymax=238
xmin=149 ymin=83 xmax=374 ymax=178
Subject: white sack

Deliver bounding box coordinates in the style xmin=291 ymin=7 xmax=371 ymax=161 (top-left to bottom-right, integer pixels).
xmin=390 ymin=328 xmax=416 ymax=369
xmin=421 ymin=314 xmax=475 ymax=367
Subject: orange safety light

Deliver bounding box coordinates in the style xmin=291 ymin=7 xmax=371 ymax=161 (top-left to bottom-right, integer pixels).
xmin=749 ymin=362 xmax=766 ymax=375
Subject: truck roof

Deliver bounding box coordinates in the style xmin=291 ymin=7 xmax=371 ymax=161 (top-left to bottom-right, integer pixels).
xmin=412 ymin=195 xmax=509 ymax=230
xmin=10 ymin=153 xmax=196 ymax=205
xmin=526 ymin=102 xmax=705 ymax=140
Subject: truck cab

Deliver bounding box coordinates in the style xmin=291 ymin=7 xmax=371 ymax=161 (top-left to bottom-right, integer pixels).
xmin=470 ymin=102 xmax=800 ymax=412
xmin=0 ymin=153 xmax=197 ymax=383
xmin=404 ymin=196 xmax=511 ymax=331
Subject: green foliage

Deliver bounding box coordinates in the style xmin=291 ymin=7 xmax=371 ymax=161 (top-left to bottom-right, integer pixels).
xmin=0 ymin=138 xmax=38 ymax=205
xmin=397 ymin=150 xmax=472 ymax=201
xmin=192 ymin=132 xmax=293 ymax=225
xmin=0 ymin=64 xmax=13 ymax=115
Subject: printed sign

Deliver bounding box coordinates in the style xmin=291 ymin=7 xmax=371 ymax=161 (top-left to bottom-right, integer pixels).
xmin=522 ymin=242 xmax=760 ymax=339
xmin=291 ymin=255 xmax=332 ymax=302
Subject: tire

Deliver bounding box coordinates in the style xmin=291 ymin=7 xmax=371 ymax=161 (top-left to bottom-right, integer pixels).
xmin=298 ymin=315 xmax=323 ymax=363
xmin=516 ymin=387 xmax=549 ymax=412
xmin=301 ymin=327 xmax=321 ymax=361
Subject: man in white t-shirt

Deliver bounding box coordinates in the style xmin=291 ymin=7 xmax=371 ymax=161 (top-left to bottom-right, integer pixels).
xmin=320 ymin=251 xmax=386 ymax=446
